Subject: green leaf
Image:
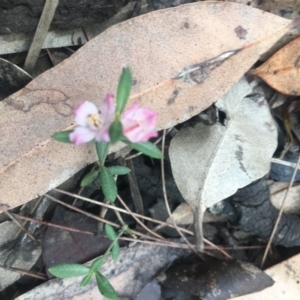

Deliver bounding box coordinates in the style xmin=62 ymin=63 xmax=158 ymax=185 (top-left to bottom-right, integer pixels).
xmin=107 ymin=166 xmax=131 ymax=175
xmin=80 ymin=272 xmax=94 ymax=287
xmin=96 ymin=271 xmax=118 ymax=300
xmin=109 ymin=120 xmax=123 ymax=144
xmin=123 ymin=140 xmax=163 ymax=159
xmin=100 ymin=167 xmax=117 ymax=202
xmin=116 ymin=67 xmax=132 ymax=116
xmin=105 ymin=224 xmax=117 ymax=241
xmin=52 ymin=130 xmax=73 ymax=143
xmin=111 ymin=243 xmax=120 ymax=261
xmin=80 ymin=170 xmax=99 ymax=187
xmin=91 ymin=257 xmax=104 ymax=272
xmin=96 ymin=142 xmax=109 ymax=164
xmin=48 ymin=263 xmax=90 ymax=278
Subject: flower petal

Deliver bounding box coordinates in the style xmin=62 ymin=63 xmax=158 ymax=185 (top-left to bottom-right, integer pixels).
xmin=101 ymin=94 xmax=115 ymax=124
xmin=95 ymin=127 xmax=110 ymax=142
xmin=122 ymin=102 xmax=139 ymax=119
xmin=69 ymin=127 xmax=96 ymax=145
xmin=124 ymin=125 xmax=158 ymax=142
xmin=122 ymin=103 xmax=158 ymax=142
xmin=73 ymin=101 xmax=99 ymax=127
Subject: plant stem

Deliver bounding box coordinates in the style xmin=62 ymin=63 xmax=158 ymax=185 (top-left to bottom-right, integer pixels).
xmin=93 ymin=225 xmax=128 ymax=271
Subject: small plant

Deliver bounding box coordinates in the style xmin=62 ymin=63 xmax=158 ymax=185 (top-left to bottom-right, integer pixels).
xmin=49 ymin=224 xmax=126 ymax=299
xmin=49 ymin=67 xmax=162 ymax=299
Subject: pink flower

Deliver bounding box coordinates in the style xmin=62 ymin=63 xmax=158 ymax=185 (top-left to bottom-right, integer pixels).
xmin=121 ymin=103 xmax=158 ymax=142
xmin=70 ymin=94 xmax=115 ymax=145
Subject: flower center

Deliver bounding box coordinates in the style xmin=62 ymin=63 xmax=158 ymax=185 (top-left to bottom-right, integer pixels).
xmin=88 ymin=114 xmax=101 ymax=127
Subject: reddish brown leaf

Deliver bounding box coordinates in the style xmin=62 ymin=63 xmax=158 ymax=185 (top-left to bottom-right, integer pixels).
xmin=250 ymin=36 xmax=300 ymax=95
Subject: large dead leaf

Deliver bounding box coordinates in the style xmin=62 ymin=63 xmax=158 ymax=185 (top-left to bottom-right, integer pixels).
xmin=0 ymin=2 xmax=293 ymax=212
xmin=159 ymin=259 xmax=274 ymax=299
xmin=169 ymin=77 xmax=277 ymax=249
xmin=232 ymin=253 xmax=300 ymax=300
xmin=250 ymin=36 xmax=300 ymax=95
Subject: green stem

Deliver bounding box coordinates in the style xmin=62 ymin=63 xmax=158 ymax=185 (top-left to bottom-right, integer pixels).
xmin=92 ymin=225 xmax=128 ymax=272
xmin=96 ymin=142 xmax=110 ymax=166
xmin=102 ymin=225 xmax=128 ymax=262
xmin=102 ymin=142 xmax=110 ymax=163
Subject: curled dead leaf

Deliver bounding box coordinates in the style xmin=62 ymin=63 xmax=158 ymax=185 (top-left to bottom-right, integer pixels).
xmin=250 ymin=36 xmax=300 ymax=95
xmin=167 ymin=203 xmax=224 ymax=225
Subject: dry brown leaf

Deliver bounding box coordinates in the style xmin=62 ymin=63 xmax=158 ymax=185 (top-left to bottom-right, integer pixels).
xmin=250 ymin=36 xmax=300 ymax=95
xmin=166 ymin=203 xmax=224 ymax=225
xmin=0 ymin=2 xmax=293 ymax=212
xmin=232 ymin=253 xmax=300 ymax=300
xmin=270 ymin=182 xmax=300 ymax=215
xmin=167 ymin=203 xmax=194 ymax=225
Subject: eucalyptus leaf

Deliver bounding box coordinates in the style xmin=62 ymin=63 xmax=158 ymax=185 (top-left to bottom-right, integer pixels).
xmin=116 ymin=67 xmax=132 ymax=116
xmin=111 ymin=243 xmax=120 ymax=261
xmin=96 ymin=271 xmax=118 ymax=300
xmin=107 ymin=166 xmax=131 ymax=175
xmin=48 ymin=263 xmax=90 ymax=278
xmin=80 ymin=170 xmax=99 ymax=187
xmin=169 ymin=77 xmax=278 ymax=251
xmin=80 ymin=272 xmax=94 ymax=287
xmin=100 ymin=167 xmax=117 ymax=202
xmin=123 ymin=140 xmax=163 ymax=159
xmin=105 ymin=224 xmax=117 ymax=241
xmin=109 ymin=120 xmax=123 ymax=144
xmin=52 ymin=130 xmax=73 ymax=143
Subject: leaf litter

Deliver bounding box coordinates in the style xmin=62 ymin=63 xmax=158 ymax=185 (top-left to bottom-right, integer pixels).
xmin=0 ymin=1 xmax=293 ymax=211
xmin=2 ymin=1 xmax=300 ymax=299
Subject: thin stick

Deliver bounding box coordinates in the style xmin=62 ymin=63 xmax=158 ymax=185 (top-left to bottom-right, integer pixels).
xmin=98 ymin=199 xmax=109 ymax=232
xmin=73 ymin=163 xmax=98 ymax=206
xmin=117 ymin=194 xmax=165 ymax=240
xmin=111 ymin=202 xmax=129 ymax=228
xmin=120 ymin=237 xmax=265 ymax=250
xmin=12 ymin=214 xmax=94 ymax=235
xmin=124 ymin=158 xmax=144 ymax=215
xmin=160 ymin=129 xmax=202 ymax=258
xmin=261 ymin=154 xmax=300 ymax=267
xmin=45 ymin=193 xmax=167 ymax=244
xmin=120 ymin=236 xmax=194 ymax=249
xmin=54 ymin=188 xmax=191 ymax=232
xmin=24 ymin=0 xmax=59 ymax=72
xmin=109 ymin=176 xmax=130 ymax=229
xmin=0 ymin=264 xmax=47 ymax=280
xmin=82 ymin=27 xmax=90 ymax=41
xmin=4 ymin=211 xmax=40 ymax=245
xmin=72 ymin=186 xmax=84 ymax=206
xmin=271 ymin=158 xmax=300 ymax=170
xmin=53 ymin=188 xmax=231 ymax=258
xmin=45 ymin=48 xmax=55 ymax=66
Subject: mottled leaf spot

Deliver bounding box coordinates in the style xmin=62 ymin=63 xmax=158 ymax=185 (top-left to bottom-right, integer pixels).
xmin=234 ymin=26 xmax=248 ymax=40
